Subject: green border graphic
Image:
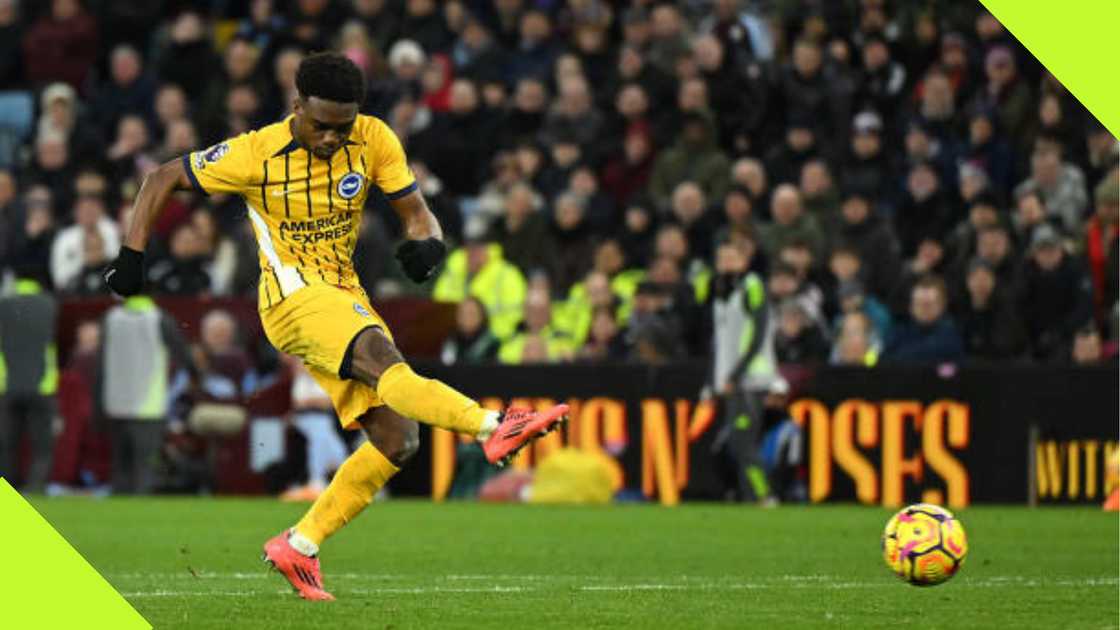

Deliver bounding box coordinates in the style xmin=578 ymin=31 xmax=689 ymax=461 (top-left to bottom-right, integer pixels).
xmin=981 ymin=0 xmax=1120 ymax=138
xmin=0 ymin=480 xmax=150 ymax=628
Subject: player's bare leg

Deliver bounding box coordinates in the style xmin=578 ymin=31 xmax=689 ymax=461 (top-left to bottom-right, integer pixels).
xmin=347 ymin=327 xmax=568 ymax=466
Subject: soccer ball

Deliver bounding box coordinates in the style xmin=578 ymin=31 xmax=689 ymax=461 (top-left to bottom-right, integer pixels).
xmin=881 ymin=503 xmax=967 ymax=586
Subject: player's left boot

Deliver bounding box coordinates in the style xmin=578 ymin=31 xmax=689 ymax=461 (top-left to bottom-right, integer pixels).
xmin=483 ymin=404 xmax=569 ymax=467
xmin=262 ymin=530 xmax=335 ymax=601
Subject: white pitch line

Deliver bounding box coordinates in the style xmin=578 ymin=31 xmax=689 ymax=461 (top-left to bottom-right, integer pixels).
xmin=114 ymin=576 xmax=1118 ymax=598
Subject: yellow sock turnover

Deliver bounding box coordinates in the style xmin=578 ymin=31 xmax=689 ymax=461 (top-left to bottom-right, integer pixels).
xmin=375 ymin=362 xmax=490 ymax=435
xmin=294 ymin=442 xmax=399 ymax=546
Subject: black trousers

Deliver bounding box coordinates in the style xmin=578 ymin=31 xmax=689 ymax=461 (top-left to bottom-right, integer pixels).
xmin=711 ymin=389 xmax=770 ymax=502
xmin=110 ymin=420 xmax=165 ymax=494
xmin=0 ymin=393 xmax=56 ymax=492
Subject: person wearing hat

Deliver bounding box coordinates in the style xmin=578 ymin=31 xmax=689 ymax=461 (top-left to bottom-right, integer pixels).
xmin=840 ymin=110 xmax=895 ymax=205
xmin=954 ymin=257 xmax=1027 ymax=360
xmin=1084 ymin=174 xmax=1119 ymax=325
xmin=980 ymin=44 xmax=1033 ymax=149
xmin=1018 ymin=224 xmax=1094 ymax=361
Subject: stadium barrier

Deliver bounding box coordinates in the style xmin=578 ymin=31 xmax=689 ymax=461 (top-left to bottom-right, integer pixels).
xmin=55 ymin=299 xmax=1119 ymax=505
xmin=387 ymin=362 xmax=1119 ymax=507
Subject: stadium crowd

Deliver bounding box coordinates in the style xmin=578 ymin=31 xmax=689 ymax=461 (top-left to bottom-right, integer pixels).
xmin=1 ymin=0 xmax=1118 ymax=369
xmin=0 ymin=0 xmax=1118 ymax=495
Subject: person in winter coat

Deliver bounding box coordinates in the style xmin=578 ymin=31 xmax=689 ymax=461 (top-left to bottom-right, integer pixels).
xmin=831 ymin=185 xmax=901 ymax=300
xmin=1017 ymin=224 xmax=1094 ymax=361
xmin=955 ymin=259 xmax=1027 ymax=361
xmin=883 ymin=275 xmax=964 ymax=363
xmin=648 ymin=112 xmax=730 ymax=211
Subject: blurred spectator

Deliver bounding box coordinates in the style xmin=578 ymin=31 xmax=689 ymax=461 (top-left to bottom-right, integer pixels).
xmin=760 ymin=184 xmax=824 ymax=262
xmin=834 ymin=279 xmax=892 ymax=345
xmin=21 ymin=0 xmax=98 ymax=91
xmin=498 ymin=287 xmax=572 ymax=363
xmin=774 ymin=300 xmax=829 ymax=365
xmin=0 ymin=0 xmax=23 ymax=88
xmin=50 ymin=193 xmax=120 ymax=290
xmin=832 ymin=311 xmax=879 ymax=367
xmin=146 ymin=222 xmax=212 ymax=296
xmin=883 ymin=275 xmax=964 ymax=363
xmin=649 ymin=112 xmax=730 ymax=210
xmin=1014 ymin=134 xmax=1088 ymax=233
xmin=540 ymin=75 xmax=603 ymax=154
xmin=195 ymin=309 xmax=250 ymax=401
xmin=191 ymin=208 xmax=239 ymax=296
xmin=1018 ymin=225 xmax=1094 ymax=361
xmin=975 ymin=46 xmax=1033 ymax=150
xmin=832 ymin=185 xmax=900 ymax=299
xmin=764 ymin=111 xmax=819 ymax=187
xmin=956 ymin=258 xmax=1027 ymax=361
xmin=544 ymin=191 xmax=596 ymax=294
xmin=65 ymin=228 xmax=111 ymax=295
xmin=577 ymin=306 xmax=628 ymax=362
xmin=601 ymin=127 xmax=655 ymax=210
xmin=441 ymin=297 xmax=500 ymax=365
xmin=99 ymin=295 xmax=198 ymax=494
xmin=155 ymin=11 xmax=221 ymax=99
xmin=895 ymin=160 xmax=953 ymax=257
xmin=841 ymin=111 xmax=895 ymax=203
xmin=0 ymin=268 xmax=58 ymax=492
xmin=37 ymin=82 xmax=100 ymax=164
xmin=433 ymin=221 xmax=527 ymax=340
xmin=964 ymin=107 xmax=1014 ymax=195
xmin=1085 ymin=175 xmax=1119 ymax=326
xmin=7 ymin=187 xmax=55 ymax=282
xmin=799 ymin=159 xmax=840 ymax=224
xmin=90 ymin=44 xmax=155 ymax=133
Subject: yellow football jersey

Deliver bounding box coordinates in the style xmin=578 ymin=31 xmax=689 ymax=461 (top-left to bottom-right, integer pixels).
xmin=183 ymin=114 xmax=415 ymax=309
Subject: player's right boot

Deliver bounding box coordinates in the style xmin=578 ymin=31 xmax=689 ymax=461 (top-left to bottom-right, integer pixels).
xmin=483 ymin=404 xmax=569 ymax=467
xmin=262 ymin=530 xmax=335 ymax=601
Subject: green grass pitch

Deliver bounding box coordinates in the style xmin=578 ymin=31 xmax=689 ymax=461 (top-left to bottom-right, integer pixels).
xmin=32 ymin=498 xmax=1119 ymax=629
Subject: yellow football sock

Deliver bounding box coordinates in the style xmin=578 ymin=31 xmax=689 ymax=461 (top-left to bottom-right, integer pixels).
xmin=375 ymin=362 xmax=489 ymax=435
xmin=294 ymin=442 xmax=398 ymax=546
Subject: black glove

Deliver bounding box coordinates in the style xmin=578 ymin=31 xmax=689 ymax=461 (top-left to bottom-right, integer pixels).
xmin=104 ymin=246 xmax=145 ymax=296
xmin=395 ymin=238 xmax=446 ymax=284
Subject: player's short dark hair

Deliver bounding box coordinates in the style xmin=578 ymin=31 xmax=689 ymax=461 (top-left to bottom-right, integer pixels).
xmin=296 ymin=52 xmax=366 ymax=105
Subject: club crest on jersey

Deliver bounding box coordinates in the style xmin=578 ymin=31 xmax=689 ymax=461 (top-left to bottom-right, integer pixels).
xmin=353 ymin=303 xmax=371 ymax=318
xmin=338 ymin=172 xmax=364 ymax=200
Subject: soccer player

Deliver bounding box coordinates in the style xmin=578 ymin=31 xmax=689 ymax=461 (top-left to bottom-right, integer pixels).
xmin=103 ymin=52 xmax=567 ymax=601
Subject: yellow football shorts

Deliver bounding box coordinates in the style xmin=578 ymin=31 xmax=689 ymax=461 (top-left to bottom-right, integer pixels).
xmin=261 ymin=283 xmax=393 ymax=429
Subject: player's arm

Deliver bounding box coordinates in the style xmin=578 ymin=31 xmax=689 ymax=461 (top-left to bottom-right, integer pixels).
xmin=104 ymin=158 xmax=194 ymax=296
xmin=390 ymin=190 xmax=447 ymax=284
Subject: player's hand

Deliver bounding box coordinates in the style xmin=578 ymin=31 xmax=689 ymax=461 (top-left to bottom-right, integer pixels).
xmin=104 ymin=246 xmax=145 ymax=296
xmin=395 ymin=237 xmax=446 ymax=284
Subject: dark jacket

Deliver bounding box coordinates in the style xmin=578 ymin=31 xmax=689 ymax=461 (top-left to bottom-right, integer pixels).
xmin=883 ymin=316 xmax=964 ymax=363
xmin=1017 ymin=256 xmax=1095 ymax=360
xmin=833 ymin=213 xmax=902 ymax=300
xmin=955 ymin=291 xmax=1028 ymax=361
